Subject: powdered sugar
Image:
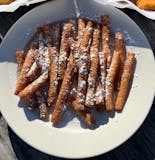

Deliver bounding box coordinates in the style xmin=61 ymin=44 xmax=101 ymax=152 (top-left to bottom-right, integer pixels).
xmin=59 ymin=51 xmax=68 ymax=62
xmin=26 ymin=62 xmax=38 ymax=77
xmin=95 ymin=90 xmax=104 ymax=103
xmin=38 ymin=48 xmax=50 ymax=73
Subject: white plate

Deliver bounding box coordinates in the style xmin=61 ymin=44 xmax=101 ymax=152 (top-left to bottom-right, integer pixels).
xmin=0 ymin=0 xmax=155 ymax=158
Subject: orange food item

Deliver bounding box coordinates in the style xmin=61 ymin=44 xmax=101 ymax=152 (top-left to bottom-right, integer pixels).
xmin=136 ymin=0 xmax=155 ymax=10
xmin=0 ymin=0 xmax=14 ymax=5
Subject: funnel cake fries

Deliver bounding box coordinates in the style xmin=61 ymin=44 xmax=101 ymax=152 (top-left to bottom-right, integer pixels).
xmin=115 ymin=32 xmax=126 ymax=91
xmin=69 ymin=99 xmax=95 ymax=126
xmin=25 ymin=27 xmax=44 ymax=82
xmin=36 ymin=90 xmax=49 ymax=120
xmin=72 ymin=18 xmax=86 ymax=72
xmin=15 ymin=50 xmax=38 ymax=108
xmin=37 ymin=37 xmax=50 ymax=74
xmin=15 ymin=17 xmax=137 ymax=126
xmin=115 ymin=53 xmax=135 ymax=111
xmin=58 ymin=23 xmax=73 ymax=80
xmin=69 ymin=88 xmax=95 ymax=126
xmin=15 ymin=49 xmax=37 ymax=95
xmin=76 ymin=21 xmax=94 ymax=105
xmin=18 ymin=72 xmax=49 ymax=98
xmin=95 ymin=82 xmax=104 ymax=111
xmin=15 ymin=50 xmax=25 ymax=75
xmin=85 ymin=24 xmax=100 ymax=107
xmin=52 ymin=22 xmax=61 ymax=49
xmin=47 ymin=47 xmax=59 ymax=107
xmin=78 ymin=18 xmax=86 ymax=43
xmin=105 ymin=51 xmax=121 ymax=111
xmin=18 ymin=28 xmax=50 ymax=99
xmin=94 ymin=15 xmax=111 ymax=110
xmin=43 ymin=24 xmax=52 ymax=47
xmin=51 ymin=54 xmax=75 ymax=124
xmin=26 ymin=60 xmax=41 ymax=82
xmin=35 ymin=27 xmax=51 ymax=118
xmin=69 ymin=19 xmax=77 ymax=41
xmin=101 ymin=15 xmax=112 ymax=69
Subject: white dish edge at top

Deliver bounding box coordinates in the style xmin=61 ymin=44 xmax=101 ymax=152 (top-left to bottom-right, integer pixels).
xmin=0 ymin=0 xmax=155 ymax=158
xmin=95 ymin=0 xmax=155 ymax=20
xmin=1 ymin=0 xmax=155 ymax=21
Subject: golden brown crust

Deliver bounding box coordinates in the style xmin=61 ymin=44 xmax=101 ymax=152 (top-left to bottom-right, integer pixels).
xmin=69 ymin=100 xmax=95 ymax=126
xmin=47 ymin=47 xmax=59 ymax=107
xmin=105 ymin=51 xmax=121 ymax=111
xmin=52 ymin=22 xmax=61 ymax=49
xmin=78 ymin=18 xmax=86 ymax=43
xmin=15 ymin=50 xmax=25 ymax=75
xmin=51 ymin=54 xmax=75 ymax=124
xmin=58 ymin=23 xmax=73 ymax=80
xmin=72 ymin=19 xmax=86 ymax=72
xmin=14 ymin=17 xmax=137 ymax=126
xmin=76 ymin=20 xmax=94 ymax=105
xmin=43 ymin=24 xmax=52 ymax=47
xmin=18 ymin=72 xmax=49 ymax=98
xmin=69 ymin=19 xmax=77 ymax=41
xmin=85 ymin=24 xmax=100 ymax=107
xmin=101 ymin=15 xmax=112 ymax=69
xmin=14 ymin=49 xmax=36 ymax=95
xmin=136 ymin=0 xmax=155 ymax=10
xmin=0 ymin=0 xmax=14 ymax=4
xmin=16 ymin=50 xmax=38 ymax=108
xmin=36 ymin=90 xmax=49 ymax=120
xmin=115 ymin=52 xmax=135 ymax=110
xmin=114 ymin=32 xmax=126 ymax=91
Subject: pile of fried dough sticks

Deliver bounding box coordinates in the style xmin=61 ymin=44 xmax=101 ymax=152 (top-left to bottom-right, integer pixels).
xmin=14 ymin=15 xmax=136 ymax=127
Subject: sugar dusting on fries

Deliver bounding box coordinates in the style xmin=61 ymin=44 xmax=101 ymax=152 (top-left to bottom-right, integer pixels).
xmin=14 ymin=16 xmax=136 ymax=127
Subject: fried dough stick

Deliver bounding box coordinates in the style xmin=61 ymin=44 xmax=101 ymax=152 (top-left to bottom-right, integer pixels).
xmin=69 ymin=88 xmax=95 ymax=126
xmin=58 ymin=23 xmax=73 ymax=80
xmin=37 ymin=30 xmax=50 ymax=74
xmin=15 ymin=50 xmax=25 ymax=75
xmin=25 ymin=27 xmax=44 ymax=82
xmin=15 ymin=50 xmax=38 ymax=108
xmin=115 ymin=52 xmax=135 ymax=111
xmin=45 ymin=24 xmax=60 ymax=107
xmin=69 ymin=100 xmax=95 ymax=126
xmin=72 ymin=18 xmax=86 ymax=72
xmin=18 ymin=27 xmax=50 ymax=99
xmin=105 ymin=51 xmax=121 ymax=111
xmin=47 ymin=47 xmax=59 ymax=107
xmin=34 ymin=26 xmax=51 ymax=118
xmin=18 ymin=72 xmax=49 ymax=98
xmin=43 ymin=24 xmax=52 ymax=47
xmin=101 ymin=15 xmax=112 ymax=69
xmin=76 ymin=21 xmax=94 ymax=105
xmin=95 ymin=51 xmax=107 ymax=111
xmin=36 ymin=90 xmax=49 ymax=120
xmin=14 ymin=48 xmax=37 ymax=95
xmin=52 ymin=22 xmax=61 ymax=49
xmin=114 ymin=32 xmax=126 ymax=91
xmin=69 ymin=19 xmax=77 ymax=41
xmin=78 ymin=18 xmax=86 ymax=43
xmin=93 ymin=15 xmax=111 ymax=110
xmin=51 ymin=54 xmax=75 ymax=124
xmin=85 ymin=24 xmax=100 ymax=107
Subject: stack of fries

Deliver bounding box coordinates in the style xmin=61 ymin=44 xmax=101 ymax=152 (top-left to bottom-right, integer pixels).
xmin=14 ymin=15 xmax=136 ymax=127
